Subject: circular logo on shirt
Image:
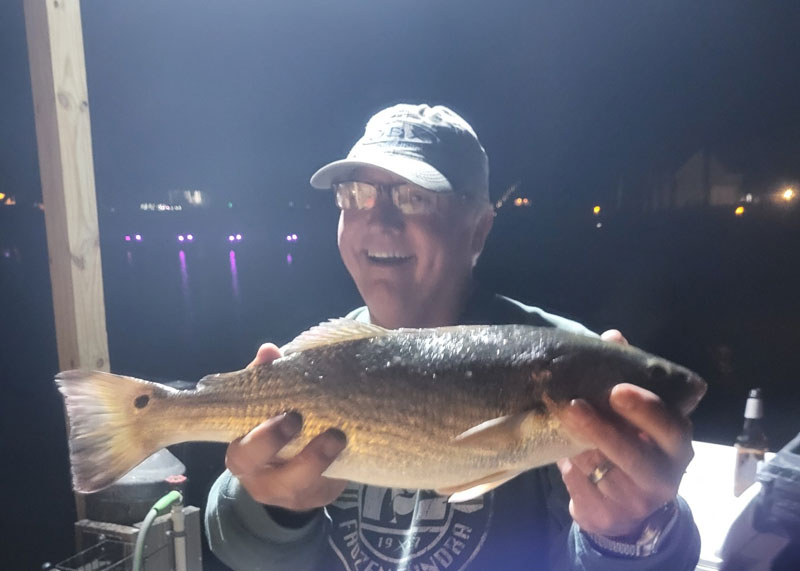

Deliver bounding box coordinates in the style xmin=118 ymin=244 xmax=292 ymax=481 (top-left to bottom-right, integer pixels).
xmin=328 ymin=485 xmax=493 ymax=571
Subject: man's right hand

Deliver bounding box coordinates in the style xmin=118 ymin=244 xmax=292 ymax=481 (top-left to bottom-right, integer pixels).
xmin=224 ymin=343 xmax=348 ymax=512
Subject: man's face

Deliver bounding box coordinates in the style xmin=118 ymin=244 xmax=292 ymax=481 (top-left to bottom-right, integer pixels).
xmin=337 ymin=166 xmax=492 ymax=328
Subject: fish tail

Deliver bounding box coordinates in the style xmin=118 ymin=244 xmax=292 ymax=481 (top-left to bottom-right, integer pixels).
xmin=56 ymin=370 xmax=177 ymax=493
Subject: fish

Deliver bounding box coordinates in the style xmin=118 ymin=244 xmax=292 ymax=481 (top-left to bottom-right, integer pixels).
xmin=56 ymin=318 xmax=706 ymax=500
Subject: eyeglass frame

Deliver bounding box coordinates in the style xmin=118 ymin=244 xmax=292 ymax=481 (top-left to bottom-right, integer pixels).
xmin=332 ymin=180 xmax=482 ymax=216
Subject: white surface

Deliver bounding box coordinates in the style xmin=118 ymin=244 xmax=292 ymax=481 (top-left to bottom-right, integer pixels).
xmin=679 ymin=441 xmax=779 ymax=570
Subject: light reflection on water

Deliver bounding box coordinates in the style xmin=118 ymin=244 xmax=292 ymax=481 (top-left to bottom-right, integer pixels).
xmin=178 ymin=249 xmax=194 ymax=326
xmin=229 ymin=249 xmax=240 ymax=299
xmin=178 ymin=249 xmax=190 ymax=297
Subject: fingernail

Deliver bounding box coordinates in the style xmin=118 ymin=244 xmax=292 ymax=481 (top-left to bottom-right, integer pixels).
xmin=614 ymin=395 xmax=632 ymax=411
xmin=321 ymin=429 xmax=347 ymax=459
xmin=562 ymin=399 xmax=591 ymax=427
xmin=611 ymin=386 xmax=635 ymax=410
xmin=279 ymin=412 xmax=302 ymax=439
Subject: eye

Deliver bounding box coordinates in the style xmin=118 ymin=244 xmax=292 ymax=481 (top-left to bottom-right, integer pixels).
xmin=134 ymin=394 xmax=150 ymax=409
xmin=648 ymin=364 xmax=668 ymax=381
xmin=408 ymin=189 xmax=432 ymax=205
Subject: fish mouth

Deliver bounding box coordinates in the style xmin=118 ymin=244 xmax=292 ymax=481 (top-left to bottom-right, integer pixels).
xmin=364 ymin=249 xmax=415 ymax=266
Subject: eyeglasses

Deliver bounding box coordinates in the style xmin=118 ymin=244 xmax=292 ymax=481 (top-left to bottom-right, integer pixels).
xmin=333 ymin=181 xmax=455 ymax=216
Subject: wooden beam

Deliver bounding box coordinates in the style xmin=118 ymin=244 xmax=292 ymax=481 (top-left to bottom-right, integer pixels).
xmin=23 ymin=0 xmax=109 ymax=374
xmin=24 ymin=0 xmax=109 ymax=527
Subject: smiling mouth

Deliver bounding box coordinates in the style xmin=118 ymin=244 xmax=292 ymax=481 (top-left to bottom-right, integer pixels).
xmin=365 ymin=250 xmax=415 ymax=266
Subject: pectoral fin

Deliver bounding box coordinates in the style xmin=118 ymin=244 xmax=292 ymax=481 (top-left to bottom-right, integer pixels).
xmin=436 ymin=470 xmax=522 ymax=503
xmin=452 ymin=411 xmax=542 ymax=449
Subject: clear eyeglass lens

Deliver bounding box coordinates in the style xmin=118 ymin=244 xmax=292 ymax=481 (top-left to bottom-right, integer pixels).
xmin=334 ymin=181 xmax=442 ymax=214
xmin=393 ymin=185 xmax=437 ymax=214
xmin=335 ymin=182 xmax=375 ymax=210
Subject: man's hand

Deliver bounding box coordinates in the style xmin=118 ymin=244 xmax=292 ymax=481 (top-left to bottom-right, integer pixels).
xmin=556 ymin=330 xmax=694 ymax=538
xmin=224 ymin=343 xmax=348 ymax=511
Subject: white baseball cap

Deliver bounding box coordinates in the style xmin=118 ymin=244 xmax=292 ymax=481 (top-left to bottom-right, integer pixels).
xmin=310 ymin=103 xmax=489 ymax=199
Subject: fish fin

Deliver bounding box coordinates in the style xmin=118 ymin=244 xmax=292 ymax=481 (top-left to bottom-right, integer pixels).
xmin=437 ymin=470 xmax=522 ymax=503
xmin=452 ymin=411 xmax=541 ymax=449
xmin=55 ymin=370 xmax=176 ymax=493
xmin=281 ymin=318 xmax=389 ymax=355
xmin=196 ymin=371 xmax=242 ymax=391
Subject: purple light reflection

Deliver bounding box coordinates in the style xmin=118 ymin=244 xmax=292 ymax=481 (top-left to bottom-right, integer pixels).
xmin=178 ymin=250 xmax=190 ymax=297
xmin=229 ymin=250 xmax=240 ymax=298
xmin=286 ymin=253 xmax=293 ymax=265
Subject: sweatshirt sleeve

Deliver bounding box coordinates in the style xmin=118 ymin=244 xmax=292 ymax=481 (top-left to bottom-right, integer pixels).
xmin=566 ymin=496 xmax=701 ymax=571
xmin=541 ymin=465 xmax=701 ymax=571
xmin=204 ymin=469 xmax=329 ymax=571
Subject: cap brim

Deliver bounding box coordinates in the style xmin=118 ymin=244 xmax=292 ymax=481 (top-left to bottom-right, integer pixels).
xmin=309 ymin=153 xmax=453 ymax=193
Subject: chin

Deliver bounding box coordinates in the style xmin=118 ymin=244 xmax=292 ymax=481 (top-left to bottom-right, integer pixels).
xmin=361 ymin=289 xmax=420 ymax=326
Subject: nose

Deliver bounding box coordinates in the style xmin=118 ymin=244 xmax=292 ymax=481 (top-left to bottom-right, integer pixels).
xmin=368 ymin=189 xmax=405 ymax=229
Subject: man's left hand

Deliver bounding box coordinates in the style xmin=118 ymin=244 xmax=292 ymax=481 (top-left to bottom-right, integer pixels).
xmin=556 ymin=329 xmax=694 ymax=539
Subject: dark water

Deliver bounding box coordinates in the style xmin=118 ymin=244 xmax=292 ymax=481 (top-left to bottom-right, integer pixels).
xmin=1 ymin=204 xmax=799 ymax=569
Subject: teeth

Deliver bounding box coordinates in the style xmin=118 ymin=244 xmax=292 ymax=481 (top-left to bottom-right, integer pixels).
xmin=367 ymin=250 xmax=412 ymax=259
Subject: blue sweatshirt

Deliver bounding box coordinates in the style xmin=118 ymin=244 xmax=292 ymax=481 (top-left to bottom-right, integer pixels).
xmin=205 ymin=292 xmax=701 ymax=570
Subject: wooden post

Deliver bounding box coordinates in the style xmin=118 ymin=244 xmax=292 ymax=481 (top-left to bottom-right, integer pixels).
xmin=23 ymin=0 xmax=109 ymax=372
xmin=24 ymin=0 xmax=109 ymax=523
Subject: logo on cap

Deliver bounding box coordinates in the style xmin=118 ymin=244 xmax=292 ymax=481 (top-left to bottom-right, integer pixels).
xmin=360 ymin=121 xmax=440 ymax=149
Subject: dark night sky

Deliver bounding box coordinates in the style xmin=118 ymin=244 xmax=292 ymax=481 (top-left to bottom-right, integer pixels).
xmin=2 ymin=0 xmax=800 ymax=212
xmin=4 ymin=5 xmax=800 ymax=568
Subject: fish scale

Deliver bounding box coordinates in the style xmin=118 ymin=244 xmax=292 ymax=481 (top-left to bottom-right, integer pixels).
xmin=56 ymin=319 xmax=706 ymax=496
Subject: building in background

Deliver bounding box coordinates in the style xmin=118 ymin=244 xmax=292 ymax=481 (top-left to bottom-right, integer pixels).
xmin=624 ymin=148 xmax=745 ymax=212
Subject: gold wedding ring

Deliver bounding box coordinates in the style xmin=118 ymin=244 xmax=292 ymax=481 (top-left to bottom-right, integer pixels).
xmin=588 ymin=462 xmax=613 ymax=485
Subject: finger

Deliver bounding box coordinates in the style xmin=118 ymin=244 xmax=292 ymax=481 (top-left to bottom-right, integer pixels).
xmin=609 ymin=384 xmax=693 ymax=461
xmin=226 ymin=412 xmax=302 ymax=476
xmin=274 ymin=429 xmax=348 ymax=491
xmin=556 ymin=458 xmax=628 ymax=536
xmin=240 ymin=465 xmax=347 ymax=511
xmin=560 ymin=399 xmax=665 ymax=491
xmin=600 ymin=329 xmax=628 ymax=346
xmin=240 ymin=429 xmax=348 ymax=508
xmin=568 ymin=450 xmax=655 ymax=522
xmin=248 ymin=343 xmax=282 ymax=368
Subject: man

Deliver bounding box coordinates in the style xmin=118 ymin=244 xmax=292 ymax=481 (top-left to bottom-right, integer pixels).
xmin=206 ymin=104 xmax=701 ymax=570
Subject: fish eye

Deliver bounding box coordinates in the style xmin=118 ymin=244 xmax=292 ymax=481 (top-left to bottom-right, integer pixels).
xmin=648 ymin=364 xmax=668 ymax=381
xmin=134 ymin=394 xmax=150 ymax=409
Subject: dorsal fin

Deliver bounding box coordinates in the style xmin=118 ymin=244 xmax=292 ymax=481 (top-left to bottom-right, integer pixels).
xmin=281 ymin=318 xmax=389 ymax=355
xmin=196 ymin=371 xmax=240 ymax=391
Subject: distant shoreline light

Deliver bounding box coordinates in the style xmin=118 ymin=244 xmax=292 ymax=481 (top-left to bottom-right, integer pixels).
xmin=140 ymin=203 xmax=183 ymax=212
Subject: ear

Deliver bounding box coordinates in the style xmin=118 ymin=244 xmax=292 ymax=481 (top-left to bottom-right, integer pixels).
xmin=470 ymin=206 xmax=495 ymax=267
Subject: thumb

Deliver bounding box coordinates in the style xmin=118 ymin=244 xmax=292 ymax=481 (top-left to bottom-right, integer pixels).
xmin=601 ymin=329 xmax=628 ymax=346
xmin=248 ymin=343 xmax=283 ymax=368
